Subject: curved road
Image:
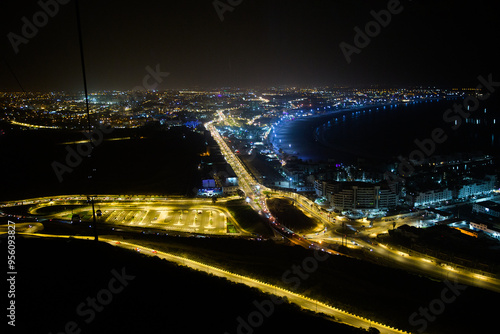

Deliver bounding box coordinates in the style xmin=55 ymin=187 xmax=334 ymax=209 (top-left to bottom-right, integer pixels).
xmin=13 ymin=232 xmax=409 ymax=334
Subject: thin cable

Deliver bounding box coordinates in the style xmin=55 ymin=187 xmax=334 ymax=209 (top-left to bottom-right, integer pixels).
xmin=1 ymin=57 xmax=27 ymax=93
xmin=75 ymin=0 xmax=98 ymax=241
xmin=74 ymin=0 xmax=92 ymax=133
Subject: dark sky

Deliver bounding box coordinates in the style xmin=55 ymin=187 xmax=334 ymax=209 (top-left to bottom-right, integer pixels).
xmin=1 ymin=0 xmax=499 ymax=91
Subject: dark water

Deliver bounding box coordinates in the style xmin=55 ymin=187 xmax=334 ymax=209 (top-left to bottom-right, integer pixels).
xmin=271 ymin=99 xmax=499 ymax=164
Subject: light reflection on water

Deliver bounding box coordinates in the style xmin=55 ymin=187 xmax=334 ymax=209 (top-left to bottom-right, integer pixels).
xmin=270 ymin=99 xmax=498 ymax=164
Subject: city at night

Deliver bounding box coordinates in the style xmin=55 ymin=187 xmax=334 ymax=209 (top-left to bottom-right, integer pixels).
xmin=1 ymin=1 xmax=499 ymax=334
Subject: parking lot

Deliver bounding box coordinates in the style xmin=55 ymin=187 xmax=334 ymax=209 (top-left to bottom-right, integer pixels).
xmin=51 ymin=205 xmax=233 ymax=235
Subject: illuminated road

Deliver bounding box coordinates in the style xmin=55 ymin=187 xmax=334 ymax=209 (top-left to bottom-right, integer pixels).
xmin=9 ymin=119 xmax=60 ymax=129
xmin=0 ymin=194 xmax=240 ymax=207
xmin=206 ymin=118 xmax=500 ymax=294
xmin=360 ymin=240 xmax=500 ymax=293
xmin=11 ymin=232 xmax=410 ymax=334
xmin=2 ymin=171 xmax=499 ymax=293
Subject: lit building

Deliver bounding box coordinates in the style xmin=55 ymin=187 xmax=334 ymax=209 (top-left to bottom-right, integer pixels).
xmin=315 ymin=181 xmax=398 ymax=210
xmin=472 ymin=201 xmax=500 ymax=218
xmin=469 ymin=222 xmax=500 ymax=240
xmin=455 ymin=175 xmax=497 ymax=199
xmin=411 ymin=188 xmax=453 ymax=207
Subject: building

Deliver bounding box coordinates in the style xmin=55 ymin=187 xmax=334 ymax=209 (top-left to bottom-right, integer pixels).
xmin=473 ymin=201 xmax=500 ymax=218
xmin=410 ymin=188 xmax=453 ymax=207
xmin=222 ymin=176 xmax=239 ymax=195
xmin=378 ymin=187 xmax=399 ymax=209
xmin=408 ymin=175 xmax=497 ymax=207
xmin=222 ymin=185 xmax=239 ymax=195
xmin=314 ymin=180 xmax=340 ymax=197
xmin=202 ymin=179 xmax=216 ymax=188
xmin=469 ymin=221 xmax=500 ymax=240
xmin=455 ymin=175 xmax=497 ymax=199
xmin=315 ymin=181 xmax=398 ymax=211
xmin=199 ymin=174 xmax=239 ymax=197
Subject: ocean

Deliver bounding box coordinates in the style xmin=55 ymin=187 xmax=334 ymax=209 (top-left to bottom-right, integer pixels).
xmin=270 ymin=98 xmax=499 ymax=165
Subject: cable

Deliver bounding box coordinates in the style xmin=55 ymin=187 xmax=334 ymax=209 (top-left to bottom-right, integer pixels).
xmin=1 ymin=57 xmax=27 ymax=93
xmin=75 ymin=0 xmax=98 ymax=242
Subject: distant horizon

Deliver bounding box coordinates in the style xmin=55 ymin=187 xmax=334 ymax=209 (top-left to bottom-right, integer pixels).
xmin=0 ymin=83 xmax=485 ymax=94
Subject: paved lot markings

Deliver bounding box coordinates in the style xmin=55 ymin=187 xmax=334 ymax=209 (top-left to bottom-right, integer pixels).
xmin=113 ymin=210 xmax=128 ymax=224
xmin=151 ymin=211 xmax=171 ymax=225
xmin=135 ymin=210 xmax=148 ymax=225
xmin=173 ymin=210 xmax=184 ymax=226
xmin=189 ymin=209 xmax=200 ymax=228
xmin=141 ymin=210 xmax=157 ymax=225
xmin=123 ymin=211 xmax=138 ymax=225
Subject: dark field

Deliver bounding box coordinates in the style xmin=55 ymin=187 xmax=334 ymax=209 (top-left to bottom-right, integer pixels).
xmin=267 ymin=197 xmax=321 ymax=233
xmin=11 ymin=236 xmax=374 ymax=334
xmin=0 ymin=126 xmax=205 ymax=201
xmin=91 ymin=229 xmax=497 ymax=334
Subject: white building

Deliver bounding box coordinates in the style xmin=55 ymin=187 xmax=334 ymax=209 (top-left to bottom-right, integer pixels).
xmin=455 ymin=175 xmax=497 ymax=199
xmin=469 ymin=222 xmax=500 ymax=240
xmin=412 ymin=188 xmax=453 ymax=207
xmin=473 ymin=201 xmax=500 ymax=218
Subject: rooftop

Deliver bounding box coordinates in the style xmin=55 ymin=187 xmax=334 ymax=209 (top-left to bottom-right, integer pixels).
xmin=475 ymin=200 xmax=500 ymax=211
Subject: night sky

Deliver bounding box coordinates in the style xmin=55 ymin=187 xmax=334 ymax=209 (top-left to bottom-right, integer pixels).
xmin=1 ymin=0 xmax=499 ymax=91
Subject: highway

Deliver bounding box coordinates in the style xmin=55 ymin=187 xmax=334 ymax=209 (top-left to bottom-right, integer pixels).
xmin=2 ymin=118 xmax=498 ymax=327
xmin=0 ymin=194 xmax=240 ymax=208
xmin=360 ymin=239 xmax=500 ymax=293
xmin=5 ymin=122 xmax=495 ymax=295
xmin=206 ymin=118 xmax=500 ymax=294
xmin=10 ymin=232 xmax=410 ymax=334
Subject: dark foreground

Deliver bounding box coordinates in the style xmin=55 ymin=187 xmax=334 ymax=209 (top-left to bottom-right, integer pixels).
xmin=7 ymin=236 xmax=374 ymax=334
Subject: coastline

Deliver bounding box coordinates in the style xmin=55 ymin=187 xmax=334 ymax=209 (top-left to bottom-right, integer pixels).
xmin=268 ymin=99 xmax=450 ymax=164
